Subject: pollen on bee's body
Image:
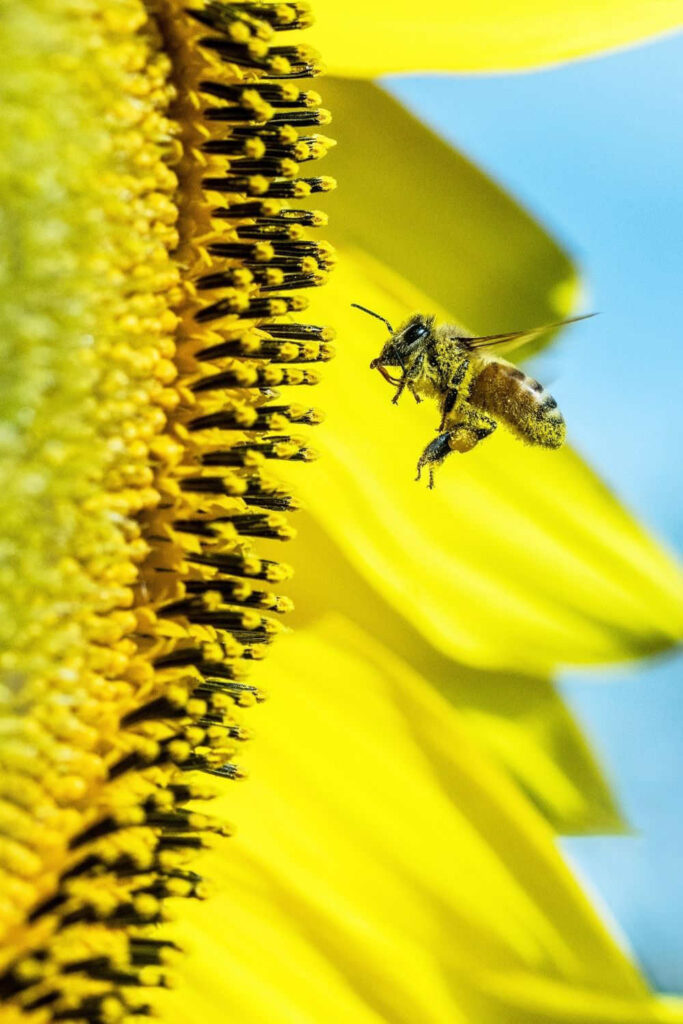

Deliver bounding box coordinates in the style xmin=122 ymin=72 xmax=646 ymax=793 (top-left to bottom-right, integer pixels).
xmin=1 ymin=0 xmax=332 ymax=1018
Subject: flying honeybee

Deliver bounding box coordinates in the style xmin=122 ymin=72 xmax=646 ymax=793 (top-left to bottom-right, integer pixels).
xmin=353 ymin=304 xmax=594 ymax=488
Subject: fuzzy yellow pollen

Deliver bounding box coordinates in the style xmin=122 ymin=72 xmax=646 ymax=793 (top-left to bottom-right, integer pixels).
xmin=228 ymin=21 xmax=250 ymax=43
xmin=277 ymin=125 xmax=298 ymax=146
xmin=167 ymin=741 xmax=191 ymax=765
xmin=101 ymin=997 xmax=126 ymax=1023
xmin=244 ymin=138 xmax=266 ymax=159
xmin=254 ymin=241 xmax=276 ymax=262
xmin=265 ymin=268 xmax=285 ymax=286
xmin=167 ymin=683 xmax=190 ymax=708
xmin=279 ymin=158 xmax=299 ymax=179
xmin=248 ymin=174 xmax=269 ymax=195
xmin=269 ymin=55 xmax=291 ymax=75
xmin=274 ymin=3 xmax=295 ymax=23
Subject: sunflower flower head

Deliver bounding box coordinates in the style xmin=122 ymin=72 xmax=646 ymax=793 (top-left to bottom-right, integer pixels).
xmin=0 ymin=0 xmax=333 ymax=1018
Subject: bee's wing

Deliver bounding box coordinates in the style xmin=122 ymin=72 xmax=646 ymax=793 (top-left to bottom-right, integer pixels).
xmin=463 ymin=313 xmax=595 ymax=352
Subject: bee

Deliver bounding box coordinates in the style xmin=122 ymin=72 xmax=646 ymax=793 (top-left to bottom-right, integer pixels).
xmin=353 ymin=303 xmax=593 ymax=488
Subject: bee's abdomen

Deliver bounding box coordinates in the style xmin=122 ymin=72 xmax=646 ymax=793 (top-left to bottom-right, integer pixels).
xmin=468 ymin=360 xmax=565 ymax=448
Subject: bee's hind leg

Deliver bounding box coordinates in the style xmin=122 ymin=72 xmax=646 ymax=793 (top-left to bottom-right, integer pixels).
xmin=415 ymin=432 xmax=452 ymax=489
xmin=416 ymin=412 xmax=497 ymax=488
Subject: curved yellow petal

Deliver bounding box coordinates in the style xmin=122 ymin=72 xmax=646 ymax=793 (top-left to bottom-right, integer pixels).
xmin=288 ymin=515 xmax=625 ymax=835
xmin=159 ymin=619 xmax=681 ymax=1023
xmin=291 ymin=252 xmax=683 ymax=674
xmin=310 ymin=1 xmax=683 ymax=76
xmin=322 ymin=79 xmax=578 ymax=360
xmin=286 ymin=84 xmax=683 ymax=671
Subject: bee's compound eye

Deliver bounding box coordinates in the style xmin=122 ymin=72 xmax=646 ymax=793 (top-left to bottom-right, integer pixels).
xmin=403 ymin=320 xmax=428 ymax=345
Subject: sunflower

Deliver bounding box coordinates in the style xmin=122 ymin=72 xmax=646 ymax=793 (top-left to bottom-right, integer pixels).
xmin=1 ymin=1 xmax=682 ymax=1022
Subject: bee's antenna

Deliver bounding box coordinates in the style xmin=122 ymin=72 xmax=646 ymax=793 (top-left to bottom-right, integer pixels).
xmin=351 ymin=303 xmax=394 ymax=334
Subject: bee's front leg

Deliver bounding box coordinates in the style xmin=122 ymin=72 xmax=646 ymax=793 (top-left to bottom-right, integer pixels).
xmin=395 ymin=352 xmax=424 ymax=405
xmin=391 ymin=377 xmax=407 ymax=405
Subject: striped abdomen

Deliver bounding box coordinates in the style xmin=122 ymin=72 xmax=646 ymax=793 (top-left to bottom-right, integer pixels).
xmin=468 ymin=358 xmax=566 ymax=448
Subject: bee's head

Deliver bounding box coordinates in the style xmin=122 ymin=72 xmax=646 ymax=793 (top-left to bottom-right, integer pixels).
xmin=351 ymin=305 xmax=433 ymax=377
xmin=370 ymin=314 xmax=434 ymax=369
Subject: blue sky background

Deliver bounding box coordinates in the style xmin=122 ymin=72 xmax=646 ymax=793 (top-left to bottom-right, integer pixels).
xmin=384 ymin=33 xmax=683 ymax=993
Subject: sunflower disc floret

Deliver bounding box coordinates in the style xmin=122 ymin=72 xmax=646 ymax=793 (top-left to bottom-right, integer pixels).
xmin=0 ymin=1 xmax=333 ymax=1019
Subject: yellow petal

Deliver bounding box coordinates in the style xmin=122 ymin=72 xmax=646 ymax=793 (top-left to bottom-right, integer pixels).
xmin=159 ymin=618 xmax=681 ymax=1023
xmin=322 ymin=79 xmax=578 ymax=358
xmin=310 ymin=1 xmax=683 ymax=76
xmin=292 ymin=256 xmax=683 ymax=675
xmin=288 ymin=515 xmax=624 ymax=835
